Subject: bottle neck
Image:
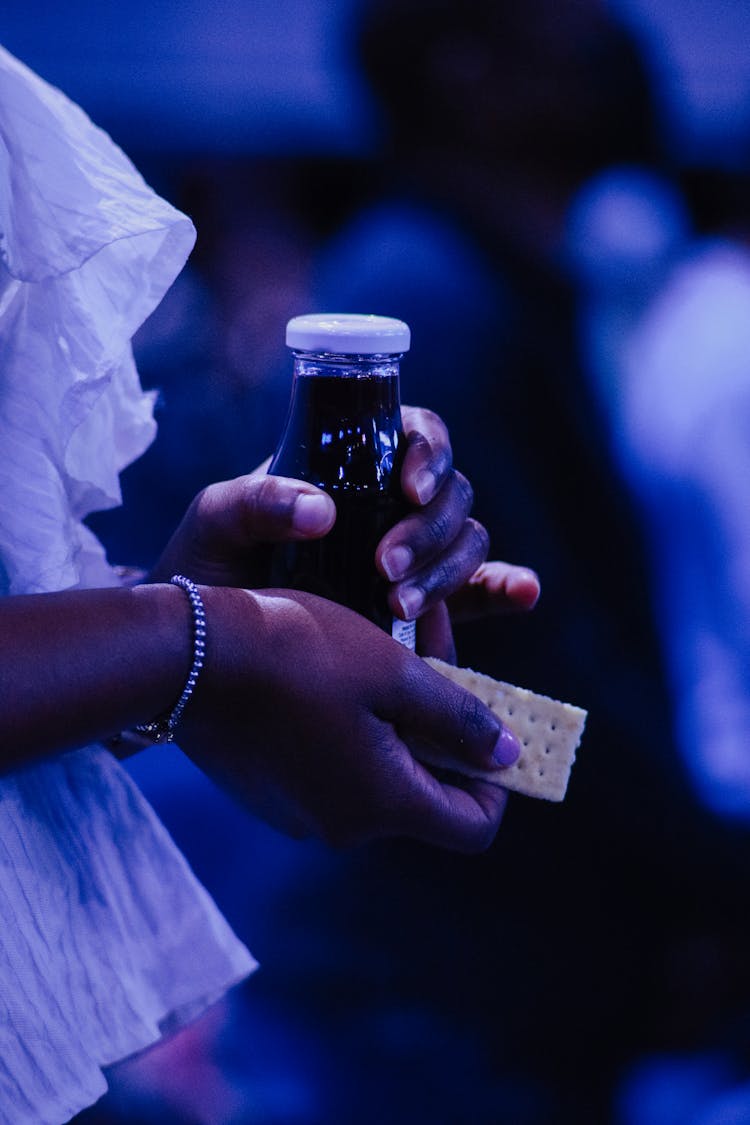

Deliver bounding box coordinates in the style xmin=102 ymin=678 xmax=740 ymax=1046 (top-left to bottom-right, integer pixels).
xmin=291 ymin=351 xmax=404 ymax=379
xmin=270 ymin=352 xmax=404 ymax=490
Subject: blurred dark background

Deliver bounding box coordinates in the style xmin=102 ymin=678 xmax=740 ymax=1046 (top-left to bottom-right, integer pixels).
xmin=5 ymin=1 xmax=750 ymax=1121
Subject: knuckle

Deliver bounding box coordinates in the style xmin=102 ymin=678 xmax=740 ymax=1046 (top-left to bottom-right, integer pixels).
xmin=458 ymin=696 xmax=499 ymax=764
xmin=193 ymin=484 xmax=215 ymax=513
xmin=406 ymin=405 xmax=440 ymax=432
xmin=408 ymin=417 xmax=452 ymax=469
xmin=417 ymin=556 xmax=462 ymax=601
xmin=192 ymin=484 xmax=222 ymax=529
xmin=452 ymin=470 xmax=474 ymax=512
xmin=407 ymin=430 xmax=432 ymax=460
xmin=458 ymin=690 xmax=488 ymax=742
xmin=424 ymin=508 xmax=453 ymax=551
xmin=417 ymin=406 xmax=441 ymax=431
xmin=461 ymin=519 xmax=490 ymax=571
xmin=250 ymin=475 xmax=280 ymax=510
xmin=248 ymin=476 xmax=295 ymax=524
xmin=434 ymin=557 xmax=463 ymax=593
xmin=467 ymin=519 xmax=490 ymax=563
xmin=409 ymin=560 xmax=456 ymax=605
xmin=431 ymin=442 xmax=453 ymax=480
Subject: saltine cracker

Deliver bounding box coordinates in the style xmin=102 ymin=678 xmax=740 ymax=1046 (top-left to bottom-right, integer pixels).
xmin=422 ymin=658 xmax=587 ymax=802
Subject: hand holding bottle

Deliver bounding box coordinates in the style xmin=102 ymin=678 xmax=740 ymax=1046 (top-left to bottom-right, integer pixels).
xmin=151 ymin=404 xmax=537 ymax=650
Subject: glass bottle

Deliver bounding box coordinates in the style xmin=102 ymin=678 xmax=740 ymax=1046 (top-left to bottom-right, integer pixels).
xmin=267 ymin=313 xmax=415 ymax=649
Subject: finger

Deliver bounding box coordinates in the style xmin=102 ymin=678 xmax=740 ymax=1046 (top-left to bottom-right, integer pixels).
xmin=377 ymin=469 xmax=474 ymax=582
xmin=388 ymin=518 xmax=490 ymax=622
xmin=384 ymin=761 xmax=510 ymax=853
xmin=381 ymin=655 xmax=519 ymax=772
xmin=447 ymin=561 xmax=541 ymax=623
xmin=400 ymin=406 xmax=453 ymax=506
xmin=195 ymin=475 xmax=336 ymax=548
xmin=416 ymin=602 xmax=456 ymax=664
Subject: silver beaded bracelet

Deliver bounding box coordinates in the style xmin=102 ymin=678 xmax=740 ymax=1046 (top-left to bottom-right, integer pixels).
xmin=135 ymin=574 xmax=206 ymax=744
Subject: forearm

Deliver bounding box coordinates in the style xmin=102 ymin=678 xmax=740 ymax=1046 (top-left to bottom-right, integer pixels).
xmin=0 ymin=584 xmax=190 ymax=769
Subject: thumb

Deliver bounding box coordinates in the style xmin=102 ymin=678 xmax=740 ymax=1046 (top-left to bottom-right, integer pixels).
xmin=195 ymin=474 xmax=336 ymax=547
xmin=387 ymin=655 xmax=520 ymax=773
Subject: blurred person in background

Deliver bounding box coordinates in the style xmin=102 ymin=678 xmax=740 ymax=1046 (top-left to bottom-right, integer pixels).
xmin=565 ymin=3 xmax=750 ymax=1121
xmin=566 ymin=160 xmax=750 ymax=823
xmin=566 ymin=149 xmax=750 ymax=1125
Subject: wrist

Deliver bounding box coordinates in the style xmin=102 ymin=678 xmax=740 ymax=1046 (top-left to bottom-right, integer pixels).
xmin=133 ymin=576 xmax=206 ymax=743
xmin=125 ymin=581 xmax=195 ymax=724
xmin=0 ymin=582 xmax=195 ymax=764
xmin=183 ymin=585 xmax=276 ymax=712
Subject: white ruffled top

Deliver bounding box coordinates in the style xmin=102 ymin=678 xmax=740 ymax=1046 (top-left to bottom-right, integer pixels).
xmin=0 ymin=44 xmax=256 ymax=1124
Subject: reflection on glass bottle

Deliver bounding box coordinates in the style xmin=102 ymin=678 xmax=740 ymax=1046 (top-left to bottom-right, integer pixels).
xmin=267 ymin=314 xmax=415 ymax=647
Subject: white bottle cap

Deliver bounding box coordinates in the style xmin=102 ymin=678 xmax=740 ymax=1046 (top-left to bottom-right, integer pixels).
xmin=286 ymin=313 xmax=410 ymax=354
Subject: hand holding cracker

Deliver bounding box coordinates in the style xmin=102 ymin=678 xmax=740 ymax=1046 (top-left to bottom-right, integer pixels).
xmin=178 ymin=588 xmax=521 ymax=851
xmin=420 ymin=658 xmax=587 ymax=802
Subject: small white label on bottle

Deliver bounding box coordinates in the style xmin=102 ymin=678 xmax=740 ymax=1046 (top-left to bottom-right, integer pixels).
xmin=392 ymin=617 xmax=416 ymax=650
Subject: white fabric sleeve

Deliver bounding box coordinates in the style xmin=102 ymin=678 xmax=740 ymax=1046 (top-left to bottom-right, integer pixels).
xmin=0 ymin=42 xmax=196 ymax=595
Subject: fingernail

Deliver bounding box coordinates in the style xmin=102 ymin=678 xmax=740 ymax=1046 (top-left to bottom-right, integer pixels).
xmin=512 ymin=569 xmax=541 ymax=607
xmin=414 ymin=469 xmax=435 ymax=505
xmin=293 ymin=493 xmax=334 ymax=534
xmin=397 ymin=585 xmax=424 ymax=620
xmin=382 ymin=545 xmax=413 ymax=581
xmin=492 ymin=726 xmax=520 ymax=767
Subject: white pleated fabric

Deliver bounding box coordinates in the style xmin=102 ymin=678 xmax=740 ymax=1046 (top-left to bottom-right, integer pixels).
xmin=0 ymin=43 xmax=256 ymax=1124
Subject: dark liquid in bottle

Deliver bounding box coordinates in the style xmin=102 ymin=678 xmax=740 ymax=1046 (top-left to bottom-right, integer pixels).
xmin=267 ymin=372 xmax=406 ymax=633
